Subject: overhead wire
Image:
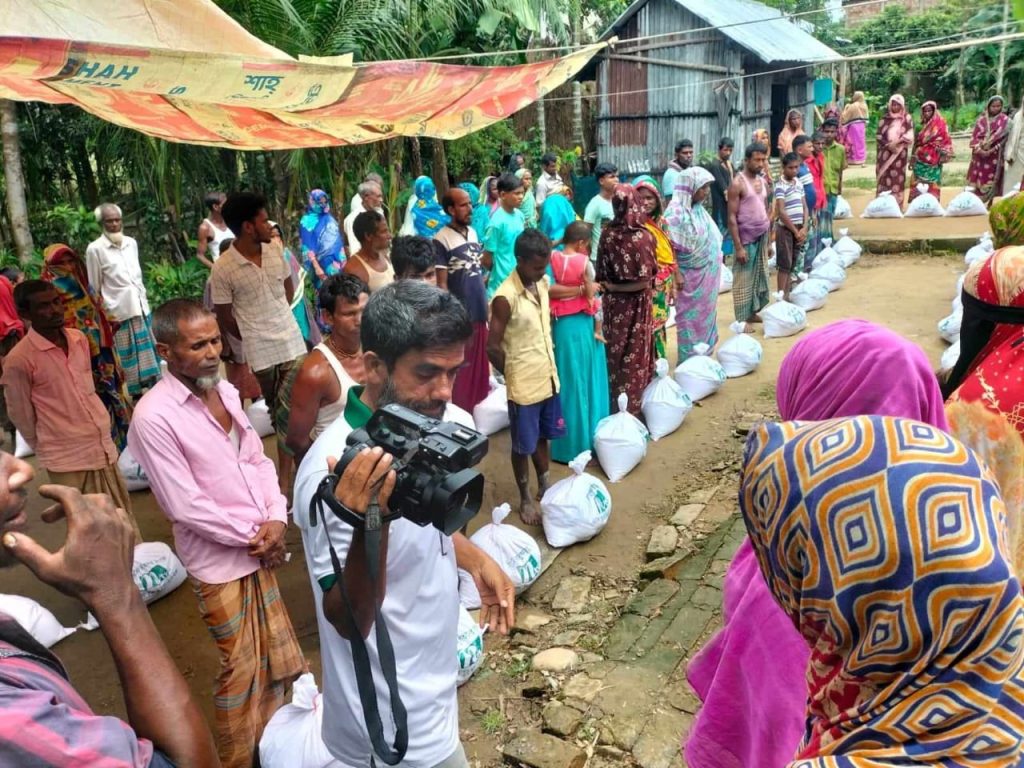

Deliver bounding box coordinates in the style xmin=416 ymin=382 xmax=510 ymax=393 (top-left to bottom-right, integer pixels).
xmin=537 ymin=25 xmax=1024 ymax=102
xmin=389 ymin=0 xmax=1008 ymax=62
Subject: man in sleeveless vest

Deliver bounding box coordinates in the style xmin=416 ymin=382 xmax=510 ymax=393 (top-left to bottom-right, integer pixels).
xmin=727 ymin=142 xmax=772 ymax=324
xmin=284 ymin=273 xmax=369 ymax=462
xmin=197 ymin=191 xmax=234 ymax=268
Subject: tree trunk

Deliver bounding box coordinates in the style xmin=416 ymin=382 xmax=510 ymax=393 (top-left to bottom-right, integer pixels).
xmin=431 ymin=139 xmax=450 ymax=196
xmin=997 ymin=0 xmax=1010 ymax=95
xmin=536 ymin=99 xmax=547 ymax=155
xmin=570 ymin=6 xmax=585 ymax=171
xmin=70 ymin=136 xmax=99 ymax=208
xmin=409 ymin=137 xmax=424 ymax=179
xmin=0 ymin=100 xmax=34 ymax=265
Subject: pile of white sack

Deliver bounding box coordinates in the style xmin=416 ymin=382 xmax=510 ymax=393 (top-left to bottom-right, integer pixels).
xmin=833 ymin=229 xmax=861 ymax=267
xmin=965 ymin=233 xmax=994 ymax=268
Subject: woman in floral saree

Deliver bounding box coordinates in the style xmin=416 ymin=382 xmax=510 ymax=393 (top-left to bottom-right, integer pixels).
xmin=909 ymin=100 xmax=954 ymax=202
xmin=967 ymin=95 xmax=1010 ymax=205
xmin=634 ymin=175 xmax=675 ymax=361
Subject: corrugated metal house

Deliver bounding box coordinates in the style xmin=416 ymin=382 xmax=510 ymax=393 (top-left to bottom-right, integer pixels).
xmin=589 ymin=0 xmax=840 ymax=174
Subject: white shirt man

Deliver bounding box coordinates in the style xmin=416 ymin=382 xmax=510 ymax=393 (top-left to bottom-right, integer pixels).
xmin=85 ymin=214 xmax=149 ymax=323
xmin=344 ymin=182 xmax=385 ymax=256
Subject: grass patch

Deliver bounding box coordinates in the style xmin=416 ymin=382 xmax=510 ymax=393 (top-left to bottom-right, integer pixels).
xmin=480 ymin=709 xmax=505 ymax=735
xmin=844 ymin=171 xmax=967 ymax=192
xmin=503 ymin=656 xmax=532 ymax=679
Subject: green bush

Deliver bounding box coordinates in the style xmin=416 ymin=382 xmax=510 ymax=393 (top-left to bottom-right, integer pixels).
xmin=143 ymin=259 xmax=209 ymax=309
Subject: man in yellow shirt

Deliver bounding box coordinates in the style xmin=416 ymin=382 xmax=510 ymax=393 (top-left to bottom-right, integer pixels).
xmin=487 ymin=229 xmax=565 ymax=525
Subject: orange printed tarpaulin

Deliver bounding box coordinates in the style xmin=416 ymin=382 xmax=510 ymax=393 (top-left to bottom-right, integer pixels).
xmin=0 ymin=0 xmax=603 ymax=149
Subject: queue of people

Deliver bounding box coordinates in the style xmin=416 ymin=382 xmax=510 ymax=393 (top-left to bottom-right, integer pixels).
xmin=1 ymin=129 xmax=1023 ymax=768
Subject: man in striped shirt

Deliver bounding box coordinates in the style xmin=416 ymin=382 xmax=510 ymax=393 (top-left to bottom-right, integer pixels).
xmin=0 ymin=451 xmax=217 ymax=767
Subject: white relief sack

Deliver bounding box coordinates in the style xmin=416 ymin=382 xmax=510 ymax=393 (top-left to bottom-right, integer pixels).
xmin=945 ymin=187 xmax=987 ymax=218
xmin=674 ymin=343 xmax=726 ymax=402
xmin=469 ymin=503 xmax=541 ymax=594
xmin=456 ymin=604 xmax=485 ymax=686
xmin=0 ymin=594 xmax=75 ymax=647
xmin=716 ymin=322 xmax=762 ymax=377
xmin=862 ymin=191 xmax=903 ymax=219
xmin=790 ymin=274 xmax=830 ymax=312
xmin=763 ymin=292 xmax=808 ymax=339
xmin=965 ymin=233 xmax=994 ymax=267
xmin=834 ymin=194 xmax=853 ymax=219
xmin=472 ymin=384 xmax=510 ymax=436
xmin=810 ymin=261 xmax=846 ymax=292
xmin=641 ymin=358 xmax=694 ymax=440
xmin=540 ymin=451 xmax=612 ymax=547
xmin=905 ymin=183 xmax=946 ymax=218
xmin=259 ymin=673 xmax=338 ymax=768
xmin=593 ymin=394 xmax=649 ymax=483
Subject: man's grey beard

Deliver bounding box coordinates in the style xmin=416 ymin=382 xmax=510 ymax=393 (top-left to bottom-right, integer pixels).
xmin=105 ymin=230 xmax=124 ymax=245
xmin=378 ymin=376 xmax=445 ymax=419
xmin=196 ymin=374 xmax=221 ymax=392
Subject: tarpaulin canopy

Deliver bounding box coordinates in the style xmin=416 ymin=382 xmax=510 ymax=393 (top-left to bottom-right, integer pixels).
xmin=0 ymin=0 xmax=603 ymax=149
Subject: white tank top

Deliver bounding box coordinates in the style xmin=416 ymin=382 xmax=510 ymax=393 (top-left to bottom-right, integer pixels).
xmin=204 ymin=218 xmax=234 ymax=262
xmin=310 ymin=342 xmax=360 ymax=441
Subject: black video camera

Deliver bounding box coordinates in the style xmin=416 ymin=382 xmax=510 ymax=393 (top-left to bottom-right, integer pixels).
xmin=312 ymin=403 xmax=489 ymax=536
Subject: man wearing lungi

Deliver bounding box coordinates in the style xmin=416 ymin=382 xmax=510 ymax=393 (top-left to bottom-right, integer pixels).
xmin=86 ymin=203 xmax=160 ymax=397
xmin=129 ymin=298 xmax=305 ymax=768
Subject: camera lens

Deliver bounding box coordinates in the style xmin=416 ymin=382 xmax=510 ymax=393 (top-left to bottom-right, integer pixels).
xmin=425 ymin=469 xmax=484 ymax=535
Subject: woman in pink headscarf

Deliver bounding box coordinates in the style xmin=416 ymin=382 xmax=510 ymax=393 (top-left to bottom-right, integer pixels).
xmin=683 ymin=319 xmax=948 ymax=768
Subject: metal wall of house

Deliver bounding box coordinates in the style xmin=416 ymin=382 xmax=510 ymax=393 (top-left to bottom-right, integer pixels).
xmin=596 ymin=0 xmax=818 ymax=173
xmin=596 ymin=0 xmax=744 ymax=174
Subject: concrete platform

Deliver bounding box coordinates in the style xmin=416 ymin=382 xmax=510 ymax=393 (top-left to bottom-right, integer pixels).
xmin=832 ymin=187 xmax=990 ymax=254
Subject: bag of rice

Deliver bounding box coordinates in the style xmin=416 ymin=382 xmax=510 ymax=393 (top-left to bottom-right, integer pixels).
xmin=0 ymin=594 xmax=75 ymax=647
xmin=834 ymin=194 xmax=853 ymax=219
xmin=259 ymin=673 xmax=336 ymax=768
xmin=118 ymin=446 xmax=149 ymax=492
xmin=245 ymin=399 xmax=274 ymax=438
xmin=952 ymin=273 xmax=965 ymax=313
xmin=540 ymin=450 xmax=612 ymax=547
xmin=905 ymin=184 xmax=946 ymax=218
xmin=833 ymin=228 xmax=862 ymax=267
xmin=593 ymin=394 xmax=649 ymax=483
xmin=938 ymin=310 xmax=961 ymax=344
xmin=763 ymin=292 xmax=808 ymax=339
xmin=862 ymin=191 xmax=903 ymax=219
xmin=940 ymin=338 xmax=961 ymax=374
xmin=640 ymin=359 xmax=694 ymax=440
xmin=82 ymin=542 xmax=188 ymax=631
xmin=965 ymin=233 xmax=994 ymax=267
xmin=813 ymin=238 xmax=842 ymax=268
xmin=790 ymin=275 xmax=830 ymax=311
xmin=469 ymin=503 xmax=541 ymax=594
xmin=945 ymin=187 xmax=987 ymax=218
xmin=674 ymin=343 xmax=726 ymax=402
xmin=458 ymin=568 xmax=481 ymax=609
xmin=719 ymin=263 xmax=733 ymax=293
xmin=716 ymin=322 xmax=763 ymax=377
xmin=14 ymin=431 xmax=33 ymax=459
xmin=456 ymin=605 xmax=484 ymax=686
xmin=810 ymin=261 xmax=846 ymax=291
xmin=472 ymin=383 xmax=509 ymax=436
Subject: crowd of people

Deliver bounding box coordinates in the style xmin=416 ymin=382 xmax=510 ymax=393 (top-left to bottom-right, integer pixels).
xmin=872 ymin=93 xmax=1024 ymax=210
xmin=0 ymin=101 xmax=1022 ymax=768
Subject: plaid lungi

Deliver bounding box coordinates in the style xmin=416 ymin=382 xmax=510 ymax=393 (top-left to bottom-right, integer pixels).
xmin=114 ymin=314 xmax=160 ymax=396
xmin=193 ymin=568 xmax=305 ymax=768
xmin=732 ymin=231 xmax=771 ymax=323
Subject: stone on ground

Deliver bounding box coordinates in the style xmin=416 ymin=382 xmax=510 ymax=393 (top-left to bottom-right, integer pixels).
xmin=515 ymin=607 xmax=555 ymax=633
xmin=646 ymin=525 xmax=679 ymax=560
xmin=502 ymin=731 xmax=586 ymax=768
xmin=670 ymin=503 xmax=705 ymax=527
xmin=639 ymin=552 xmax=690 ymax=581
xmin=532 ymin=647 xmax=580 ymax=673
xmin=562 ymin=673 xmax=603 ymax=702
xmin=542 ymin=701 xmax=583 ymax=738
xmin=551 ymin=576 xmax=592 ymax=612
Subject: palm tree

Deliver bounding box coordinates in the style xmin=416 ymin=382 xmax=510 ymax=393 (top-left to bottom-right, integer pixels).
xmin=0 ymin=100 xmax=34 ymax=264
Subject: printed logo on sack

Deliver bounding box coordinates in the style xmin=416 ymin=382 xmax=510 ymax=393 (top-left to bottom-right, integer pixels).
xmin=134 ymin=561 xmax=170 ymax=596
xmin=587 ymin=486 xmax=611 ymax=518
xmin=514 ymin=551 xmax=541 ymax=585
xmin=458 ymin=630 xmax=484 ymax=670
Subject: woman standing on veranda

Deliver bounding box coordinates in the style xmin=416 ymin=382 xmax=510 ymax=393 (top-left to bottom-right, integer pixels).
xmin=840 ymin=91 xmax=869 ymax=165
xmin=909 ymin=100 xmax=954 ymax=203
xmin=874 ymin=95 xmax=914 ymax=209
xmin=967 ymin=95 xmax=1010 ymax=206
xmin=597 ymin=184 xmax=656 ymax=416
xmin=776 ymin=109 xmax=804 ymax=156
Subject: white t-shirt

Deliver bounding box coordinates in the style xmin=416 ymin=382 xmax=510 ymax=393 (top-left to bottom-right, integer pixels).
xmin=293 ymin=400 xmax=475 ymax=768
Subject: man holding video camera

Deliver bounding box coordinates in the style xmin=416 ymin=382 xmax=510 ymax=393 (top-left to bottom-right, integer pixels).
xmin=293 ymin=280 xmax=515 ymax=768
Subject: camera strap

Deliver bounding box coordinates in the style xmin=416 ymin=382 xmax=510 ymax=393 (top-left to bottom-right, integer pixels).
xmin=314 ymin=491 xmax=409 ymax=766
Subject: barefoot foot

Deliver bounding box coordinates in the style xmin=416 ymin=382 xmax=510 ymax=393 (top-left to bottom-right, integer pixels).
xmin=519 ymin=498 xmax=542 ymax=526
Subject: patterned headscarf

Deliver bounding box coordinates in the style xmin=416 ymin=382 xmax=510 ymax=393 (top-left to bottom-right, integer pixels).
xmin=410 ymin=176 xmax=450 ymax=237
xmin=664 ymin=167 xmax=721 ymax=271
xmin=633 ymin=175 xmax=673 ymax=267
xmin=41 ymin=243 xmax=132 ymax=450
xmin=300 ymin=188 xmax=344 ymax=276
xmin=596 ymin=184 xmax=657 ymax=283
xmin=990 ymin=186 xmax=1024 ymax=249
xmin=741 ymin=415 xmax=1024 ymax=765
xmin=915 ymin=100 xmax=954 ymax=165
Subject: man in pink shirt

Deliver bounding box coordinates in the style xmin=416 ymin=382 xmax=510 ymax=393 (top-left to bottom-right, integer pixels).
xmin=0 ymin=281 xmax=139 ymax=541
xmin=128 ymin=298 xmax=304 ymax=768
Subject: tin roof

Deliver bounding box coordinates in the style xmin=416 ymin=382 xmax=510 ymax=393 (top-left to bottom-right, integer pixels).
xmin=602 ymin=0 xmax=841 ymax=64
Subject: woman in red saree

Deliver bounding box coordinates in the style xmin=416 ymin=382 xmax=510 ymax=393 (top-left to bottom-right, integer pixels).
xmin=909 ymin=100 xmax=954 ymax=202
xmin=596 ymin=184 xmax=657 ymax=416
xmin=967 ymin=95 xmax=1010 ymax=205
xmin=874 ymin=94 xmax=914 ymax=209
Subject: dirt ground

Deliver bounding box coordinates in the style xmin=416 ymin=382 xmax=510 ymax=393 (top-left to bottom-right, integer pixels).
xmin=1 ymin=248 xmax=964 ymax=763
